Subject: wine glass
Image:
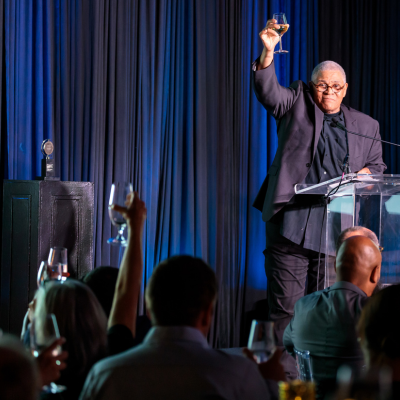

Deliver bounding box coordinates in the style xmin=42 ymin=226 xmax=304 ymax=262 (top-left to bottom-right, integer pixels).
xmin=37 ymin=261 xmax=62 ymax=287
xmin=272 ymin=13 xmax=289 ymax=54
xmin=48 ymin=247 xmax=67 ymax=281
xmin=248 ymin=320 xmax=276 ymax=363
xmin=108 ymin=182 xmax=133 ymax=247
xmin=30 ymin=314 xmax=66 ymax=393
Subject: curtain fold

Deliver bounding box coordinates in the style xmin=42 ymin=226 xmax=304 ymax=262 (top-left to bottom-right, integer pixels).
xmin=2 ymin=0 xmax=317 ymax=346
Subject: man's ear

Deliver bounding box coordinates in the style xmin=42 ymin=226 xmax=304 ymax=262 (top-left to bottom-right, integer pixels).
xmin=371 ymin=264 xmax=381 ymax=284
xmin=342 ymin=83 xmax=349 ymax=98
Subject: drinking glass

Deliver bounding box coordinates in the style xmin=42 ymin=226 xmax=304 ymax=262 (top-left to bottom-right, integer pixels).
xmin=272 ymin=13 xmax=289 ymax=54
xmin=108 ymin=182 xmax=133 ymax=247
xmin=48 ymin=247 xmax=68 ymax=281
xmin=248 ymin=320 xmax=276 ymax=363
xmin=30 ymin=314 xmax=66 ymax=393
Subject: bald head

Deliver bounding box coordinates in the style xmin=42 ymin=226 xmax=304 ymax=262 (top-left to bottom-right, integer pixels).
xmin=335 ymin=236 xmax=382 ymax=296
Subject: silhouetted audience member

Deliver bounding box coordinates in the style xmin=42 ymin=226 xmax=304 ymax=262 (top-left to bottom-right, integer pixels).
xmin=0 ymin=334 xmax=39 ymax=400
xmin=83 ymin=267 xmax=119 ymax=318
xmin=283 ymin=236 xmax=382 ymax=399
xmin=356 ymin=284 xmax=400 ymax=398
xmin=80 ymin=255 xmax=272 ymax=400
xmin=82 ymin=265 xmax=152 ymax=352
xmin=34 ymin=280 xmax=108 ymax=399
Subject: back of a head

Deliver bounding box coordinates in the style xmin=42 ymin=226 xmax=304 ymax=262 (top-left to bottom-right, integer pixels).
xmin=35 ymin=280 xmax=107 ymax=386
xmin=146 ymin=255 xmax=218 ymax=326
xmin=0 ymin=334 xmax=39 ymax=400
xmin=336 ymin=236 xmax=381 ymax=289
xmin=336 ymin=226 xmax=379 ymax=253
xmin=82 ymin=266 xmax=119 ymax=317
xmin=358 ymin=284 xmax=400 ymax=363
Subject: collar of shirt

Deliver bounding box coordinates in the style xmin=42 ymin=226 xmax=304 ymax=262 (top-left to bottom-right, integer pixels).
xmin=328 ymin=281 xmax=368 ymax=297
xmin=144 ymin=326 xmax=210 ymax=348
xmin=323 ymin=110 xmax=344 ymax=123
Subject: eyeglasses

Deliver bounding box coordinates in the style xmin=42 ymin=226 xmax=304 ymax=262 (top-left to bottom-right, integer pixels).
xmin=311 ymin=82 xmax=345 ymax=94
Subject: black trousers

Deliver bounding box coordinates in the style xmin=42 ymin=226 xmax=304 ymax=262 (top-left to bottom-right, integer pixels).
xmin=264 ymin=221 xmax=325 ymax=379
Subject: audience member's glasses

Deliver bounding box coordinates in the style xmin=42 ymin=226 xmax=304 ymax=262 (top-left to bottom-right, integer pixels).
xmin=311 ymin=82 xmax=345 ymax=94
xmin=108 ymin=182 xmax=133 ymax=247
xmin=248 ymin=320 xmax=276 ymax=363
xmin=30 ymin=314 xmax=66 ymax=393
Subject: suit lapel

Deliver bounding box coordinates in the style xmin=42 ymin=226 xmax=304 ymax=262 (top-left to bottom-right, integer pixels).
xmin=313 ymin=104 xmax=324 ymax=155
xmin=341 ymin=106 xmax=361 ymax=160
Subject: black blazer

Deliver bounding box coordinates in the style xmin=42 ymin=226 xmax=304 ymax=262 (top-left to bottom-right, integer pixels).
xmin=252 ymin=61 xmax=387 ymax=222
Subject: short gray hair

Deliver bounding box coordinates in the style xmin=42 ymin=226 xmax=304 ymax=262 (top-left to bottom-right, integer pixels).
xmin=311 ymin=60 xmax=346 ymax=83
xmin=336 ymin=226 xmax=379 ymax=253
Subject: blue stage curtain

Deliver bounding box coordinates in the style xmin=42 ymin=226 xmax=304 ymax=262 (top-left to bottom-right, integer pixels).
xmin=318 ymin=0 xmax=400 ymax=175
xmin=2 ymin=0 xmax=317 ymax=346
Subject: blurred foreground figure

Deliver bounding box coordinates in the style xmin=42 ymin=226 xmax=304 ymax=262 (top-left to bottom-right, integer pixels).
xmin=0 ymin=334 xmax=39 ymax=400
xmin=357 ymin=284 xmax=400 ymax=398
xmin=81 ymin=256 xmax=273 ymax=400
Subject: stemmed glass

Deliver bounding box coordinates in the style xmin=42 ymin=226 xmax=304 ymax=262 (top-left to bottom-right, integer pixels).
xmin=272 ymin=13 xmax=289 ymax=54
xmin=108 ymin=182 xmax=133 ymax=247
xmin=248 ymin=320 xmax=276 ymax=363
xmin=48 ymin=247 xmax=68 ymax=281
xmin=37 ymin=261 xmax=62 ymax=288
xmin=30 ymin=314 xmax=66 ymax=393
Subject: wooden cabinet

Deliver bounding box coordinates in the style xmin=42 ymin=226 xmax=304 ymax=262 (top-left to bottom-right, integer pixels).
xmin=1 ymin=180 xmax=94 ymax=334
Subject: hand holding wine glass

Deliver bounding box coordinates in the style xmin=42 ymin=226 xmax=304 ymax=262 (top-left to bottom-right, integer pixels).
xmin=111 ymin=191 xmax=147 ymax=234
xmin=108 ymin=182 xmax=133 ymax=246
xmin=30 ymin=314 xmax=67 ymax=393
xmin=259 ymin=19 xmax=282 ymax=52
xmin=258 ymin=15 xmax=289 ymax=69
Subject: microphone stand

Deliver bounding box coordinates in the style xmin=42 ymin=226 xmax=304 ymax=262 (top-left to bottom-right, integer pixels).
xmin=331 ymin=117 xmax=400 ymax=148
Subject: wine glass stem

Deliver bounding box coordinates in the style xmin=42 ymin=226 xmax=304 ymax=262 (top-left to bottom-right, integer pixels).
xmin=279 ymin=36 xmax=283 ymax=52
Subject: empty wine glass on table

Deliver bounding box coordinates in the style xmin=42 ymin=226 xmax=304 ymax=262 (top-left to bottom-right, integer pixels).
xmin=30 ymin=314 xmax=66 ymax=393
xmin=248 ymin=320 xmax=276 ymax=363
xmin=108 ymin=182 xmax=133 ymax=247
xmin=272 ymin=12 xmax=289 ymax=54
xmin=48 ymin=247 xmax=68 ymax=281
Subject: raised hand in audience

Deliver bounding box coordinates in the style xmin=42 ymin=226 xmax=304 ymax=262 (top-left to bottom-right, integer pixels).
xmin=36 ymin=337 xmax=68 ymax=387
xmin=108 ymin=192 xmax=147 ymax=334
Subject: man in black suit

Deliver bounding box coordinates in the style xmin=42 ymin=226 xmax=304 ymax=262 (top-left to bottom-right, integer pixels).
xmin=283 ymin=235 xmax=382 ymax=398
xmin=252 ymin=19 xmax=386 ymax=370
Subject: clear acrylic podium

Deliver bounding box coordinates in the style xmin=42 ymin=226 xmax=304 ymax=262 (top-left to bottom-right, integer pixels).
xmin=295 ymin=174 xmax=400 ymax=288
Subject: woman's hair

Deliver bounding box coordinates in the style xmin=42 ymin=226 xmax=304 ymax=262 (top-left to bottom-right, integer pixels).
xmin=35 ymin=279 xmax=108 ymax=389
xmin=358 ymin=284 xmax=400 ymax=361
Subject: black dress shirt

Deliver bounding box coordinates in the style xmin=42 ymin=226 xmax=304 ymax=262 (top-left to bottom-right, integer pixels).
xmin=276 ymin=111 xmax=348 ymax=252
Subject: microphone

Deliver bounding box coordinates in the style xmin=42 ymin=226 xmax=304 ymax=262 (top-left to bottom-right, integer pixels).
xmin=332 ymin=117 xmax=351 ymax=174
xmin=331 ymin=117 xmax=400 ymax=148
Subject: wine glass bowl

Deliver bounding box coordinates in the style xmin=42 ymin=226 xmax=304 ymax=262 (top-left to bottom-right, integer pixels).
xmin=108 ymin=182 xmax=133 ymax=247
xmin=248 ymin=320 xmax=276 ymax=363
xmin=272 ymin=13 xmax=289 ymax=54
xmin=48 ymin=247 xmax=67 ymax=281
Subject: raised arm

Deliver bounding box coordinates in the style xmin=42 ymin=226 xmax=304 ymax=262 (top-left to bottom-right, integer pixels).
xmin=252 ymin=19 xmax=302 ymax=120
xmin=108 ymin=192 xmax=147 ymax=334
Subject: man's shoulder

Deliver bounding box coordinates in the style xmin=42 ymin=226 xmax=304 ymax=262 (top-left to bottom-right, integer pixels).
xmin=289 ymin=80 xmax=311 ymax=93
xmin=342 ymin=104 xmax=379 ymax=125
xmin=91 ymin=341 xmax=258 ymax=375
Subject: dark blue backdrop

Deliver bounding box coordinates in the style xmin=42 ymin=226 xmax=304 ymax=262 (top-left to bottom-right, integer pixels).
xmin=1 ymin=0 xmax=397 ymax=347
